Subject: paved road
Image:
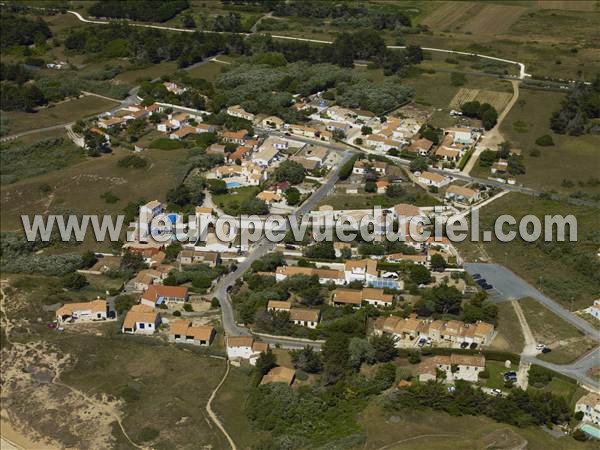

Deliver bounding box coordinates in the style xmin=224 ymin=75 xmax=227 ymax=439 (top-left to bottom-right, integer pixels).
xmin=212 ymin=150 xmax=355 ymax=339
xmin=465 ymin=263 xmax=599 ymax=339
xmin=465 ymin=263 xmax=599 ymax=389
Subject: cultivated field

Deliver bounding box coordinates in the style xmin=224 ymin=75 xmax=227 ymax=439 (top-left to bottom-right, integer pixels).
xmin=449 ymin=88 xmax=513 ymax=112
xmin=421 ymin=2 xmax=526 ymax=35
xmin=537 ymin=1 xmax=597 ymax=11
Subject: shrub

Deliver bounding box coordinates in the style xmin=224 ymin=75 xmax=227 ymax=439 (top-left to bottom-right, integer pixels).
xmin=535 ymin=135 xmax=554 ymax=146
xmin=173 ymin=310 xmax=182 ymax=317
xmin=211 ymin=297 xmax=220 ymax=308
xmin=100 ymin=191 xmax=120 ymax=204
xmin=149 ymin=138 xmax=183 ymax=150
xmin=183 ymin=303 xmax=193 ymax=312
xmin=118 ymin=154 xmax=148 ymax=168
xmin=61 ymin=272 xmax=88 ymax=290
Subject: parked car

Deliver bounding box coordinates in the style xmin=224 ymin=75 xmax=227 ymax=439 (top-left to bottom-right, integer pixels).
xmin=417 ymin=338 xmax=427 ymax=347
xmin=491 ymin=388 xmax=502 ymax=396
xmin=472 ymin=273 xmax=481 ymax=280
xmin=469 ymin=342 xmax=478 ymax=349
xmin=536 ymin=343 xmax=546 ymax=351
xmin=460 ymin=342 xmax=469 ymax=349
xmin=541 ymin=347 xmax=551 ymax=354
xmin=476 ymin=279 xmax=486 ymax=286
xmin=483 ymin=284 xmax=493 ymax=290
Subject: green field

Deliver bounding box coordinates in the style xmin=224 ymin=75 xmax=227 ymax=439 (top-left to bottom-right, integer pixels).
xmin=213 ymin=186 xmax=259 ymax=214
xmin=114 ymin=61 xmax=179 ymax=84
xmin=482 ymin=360 xmax=510 ymax=390
xmin=1 ymin=146 xmax=190 ymax=249
xmin=457 ymin=193 xmax=600 ymax=309
xmin=519 ymin=298 xmax=596 ymax=364
xmin=2 ymin=96 xmax=119 ymax=135
xmin=499 ymin=89 xmax=600 ymax=196
xmin=185 ymin=61 xmax=229 ymax=81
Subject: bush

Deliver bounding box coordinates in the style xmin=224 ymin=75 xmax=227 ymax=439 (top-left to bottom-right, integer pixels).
xmin=60 ymin=272 xmax=88 ymax=290
xmin=535 ymin=135 xmax=554 ymax=146
xmin=173 ymin=310 xmax=182 ymax=317
xmin=137 ymin=427 xmax=159 ymax=442
xmin=118 ymin=154 xmax=148 ymax=168
xmin=183 ymin=303 xmax=193 ymax=312
xmin=100 ymin=191 xmax=120 ymax=204
xmin=211 ymin=297 xmax=220 ymax=308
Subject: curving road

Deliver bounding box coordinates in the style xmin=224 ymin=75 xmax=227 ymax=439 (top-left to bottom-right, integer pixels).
xmin=211 ymin=150 xmax=355 ymax=339
xmin=66 ymin=10 xmax=530 ymax=80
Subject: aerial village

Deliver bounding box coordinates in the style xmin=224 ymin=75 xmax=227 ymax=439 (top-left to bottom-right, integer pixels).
xmin=53 ymin=79 xmax=597 ymax=421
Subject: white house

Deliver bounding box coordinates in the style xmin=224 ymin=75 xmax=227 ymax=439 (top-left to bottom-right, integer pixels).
xmin=419 ymin=171 xmax=449 ymax=189
xmin=418 ymin=354 xmax=486 ymax=383
xmin=344 ymin=259 xmax=378 ymax=284
xmin=141 ymin=285 xmax=189 ymax=308
xmin=226 ymin=105 xmax=255 ymax=122
xmin=445 ymin=127 xmax=473 ymax=145
xmin=290 ymin=308 xmax=320 ymax=328
xmin=226 ymin=336 xmax=269 ymax=365
xmin=584 ymin=300 xmax=600 ymax=320
xmin=445 ymin=185 xmax=481 ymax=204
xmin=362 ymin=288 xmax=393 ymax=308
xmin=122 ymin=304 xmax=161 ymax=334
xmin=267 ymin=300 xmax=292 ymax=312
xmin=576 ymin=392 xmax=600 ymax=426
xmin=56 ymin=299 xmax=111 ymax=323
xmin=168 ymin=320 xmax=215 ymax=346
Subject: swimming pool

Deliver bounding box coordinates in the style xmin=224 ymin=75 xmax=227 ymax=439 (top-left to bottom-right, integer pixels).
xmin=580 ymin=424 xmax=600 ymax=439
xmin=226 ymin=181 xmax=242 ymax=188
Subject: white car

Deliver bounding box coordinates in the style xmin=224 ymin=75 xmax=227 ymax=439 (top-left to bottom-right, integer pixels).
xmin=491 ymin=388 xmax=502 ymax=396
xmin=536 ymin=343 xmax=546 ymax=351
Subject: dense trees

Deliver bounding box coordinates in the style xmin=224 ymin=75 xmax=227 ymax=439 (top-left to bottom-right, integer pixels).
xmin=1 ymin=13 xmax=51 ymax=49
xmin=550 ymin=76 xmax=600 ymax=135
xmin=387 ymin=381 xmax=571 ymax=428
xmin=461 ymin=101 xmax=498 ymax=130
xmin=275 ymin=160 xmax=305 ymax=185
xmin=88 ymin=0 xmax=189 ymax=23
xmin=0 ymin=83 xmax=47 ymax=112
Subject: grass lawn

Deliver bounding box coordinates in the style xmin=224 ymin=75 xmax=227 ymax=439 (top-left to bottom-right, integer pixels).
xmin=519 ymin=298 xmax=596 ymax=364
xmin=499 ymin=89 xmax=600 ymax=196
xmin=489 ymin=302 xmax=524 ymax=354
xmin=114 ymin=61 xmax=179 ymax=84
xmin=212 ymin=366 xmax=265 ymax=448
xmin=360 ymin=400 xmax=592 ymax=450
xmin=185 ymin=61 xmax=228 ymax=81
xmin=2 ymin=96 xmax=119 ymax=135
xmin=482 ymin=361 xmax=510 ymax=390
xmin=319 ymin=192 xmax=440 ymax=209
xmin=457 ymin=193 xmax=600 ymax=309
xmin=213 ymin=186 xmax=259 ymax=214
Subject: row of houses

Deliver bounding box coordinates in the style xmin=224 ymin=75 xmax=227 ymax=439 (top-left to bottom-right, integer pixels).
xmin=374 ymin=315 xmax=495 ymax=347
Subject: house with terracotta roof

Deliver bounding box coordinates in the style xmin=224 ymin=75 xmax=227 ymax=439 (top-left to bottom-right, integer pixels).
xmin=275 ymin=266 xmax=345 ymax=285
xmin=418 ymin=171 xmax=448 ymax=188
xmin=445 ymin=185 xmax=480 ymax=204
xmin=222 ymin=129 xmax=248 ymax=144
xmin=385 ymin=253 xmax=428 ymax=267
xmin=362 ymin=287 xmax=393 ymax=307
xmin=332 ymin=289 xmax=363 ymax=307
xmin=260 ymin=366 xmax=296 ymax=385
xmin=227 ymin=145 xmax=252 ymax=163
xmin=353 ymin=160 xmax=370 ymax=175
xmin=267 ymin=300 xmax=292 ymax=312
xmin=56 ymin=299 xmax=112 ymax=323
xmin=141 ymin=285 xmax=189 ymax=308
xmin=376 ymin=180 xmax=389 ymax=194
xmin=226 ymin=105 xmax=255 ymax=122
xmin=257 ymin=190 xmax=284 ymax=206
xmin=168 ymin=320 xmax=215 ymax=346
xmin=122 ymin=304 xmax=161 ymax=334
xmin=434 ymin=146 xmax=461 ymax=162
xmin=170 ymin=126 xmax=197 ymax=140
xmin=407 ymin=138 xmax=433 ymax=156
xmin=226 ymin=336 xmax=269 ymax=365
xmin=288 ymin=123 xmax=316 ymax=138
xmin=425 ymin=354 xmax=486 ymax=383
xmin=131 ymin=269 xmax=162 ymax=291
xmin=290 ymin=308 xmax=320 ymax=328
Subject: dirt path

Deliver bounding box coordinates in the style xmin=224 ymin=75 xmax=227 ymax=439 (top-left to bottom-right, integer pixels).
xmin=0 ymin=280 xmax=145 ymax=450
xmin=463 ymin=80 xmax=520 ymax=175
xmin=511 ymin=300 xmax=537 ymax=389
xmin=205 ymin=360 xmax=237 ymax=450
